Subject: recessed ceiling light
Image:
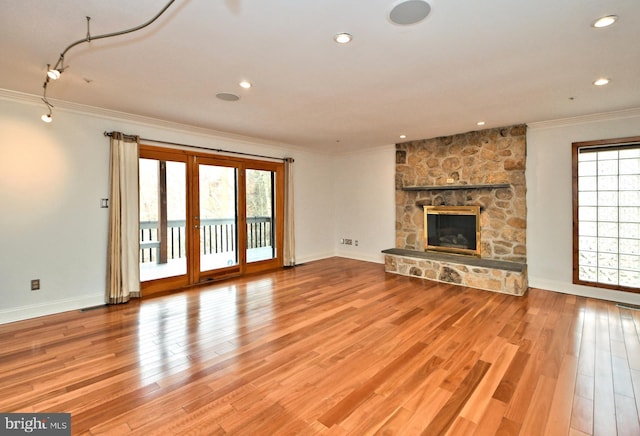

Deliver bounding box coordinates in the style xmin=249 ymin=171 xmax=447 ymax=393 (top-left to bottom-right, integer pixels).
xmin=216 ymin=92 xmax=240 ymax=101
xmin=592 ymin=15 xmax=618 ymax=28
xmin=389 ymin=0 xmax=431 ymax=25
xmin=399 ymin=134 xmax=407 ymax=139
xmin=593 ymin=78 xmax=610 ymax=86
xmin=239 ymin=80 xmax=252 ymax=89
xmin=334 ymin=33 xmax=353 ymax=44
xmin=476 ymin=121 xmax=485 ymax=126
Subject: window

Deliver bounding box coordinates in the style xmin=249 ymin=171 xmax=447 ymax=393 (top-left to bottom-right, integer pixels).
xmin=573 ymin=136 xmax=640 ymax=292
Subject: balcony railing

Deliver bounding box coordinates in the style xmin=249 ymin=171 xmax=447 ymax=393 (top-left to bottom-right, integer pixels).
xmin=140 ymin=217 xmax=272 ymax=263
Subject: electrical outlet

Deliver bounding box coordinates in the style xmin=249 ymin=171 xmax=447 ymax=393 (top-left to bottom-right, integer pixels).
xmin=344 ymin=239 xmax=353 ymax=245
xmin=355 ymin=240 xmax=358 ymax=246
xmin=31 ymin=279 xmax=40 ymax=291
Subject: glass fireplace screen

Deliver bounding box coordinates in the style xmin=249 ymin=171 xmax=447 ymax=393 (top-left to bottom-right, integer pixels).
xmin=424 ymin=205 xmax=481 ymax=256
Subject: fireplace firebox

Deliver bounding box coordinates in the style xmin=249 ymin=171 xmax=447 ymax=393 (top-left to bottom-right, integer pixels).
xmin=424 ymin=205 xmax=480 ymax=256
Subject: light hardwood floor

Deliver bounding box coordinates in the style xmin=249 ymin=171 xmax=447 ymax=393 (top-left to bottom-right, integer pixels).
xmin=1 ymin=257 xmax=640 ymax=435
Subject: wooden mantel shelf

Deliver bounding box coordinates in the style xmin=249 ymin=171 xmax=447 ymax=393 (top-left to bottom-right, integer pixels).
xmin=402 ymin=183 xmax=510 ymax=191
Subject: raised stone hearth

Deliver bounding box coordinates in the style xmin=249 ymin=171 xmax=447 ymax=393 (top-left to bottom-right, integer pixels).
xmin=385 ymin=125 xmax=528 ymax=295
xmin=383 ymin=248 xmax=528 ymax=296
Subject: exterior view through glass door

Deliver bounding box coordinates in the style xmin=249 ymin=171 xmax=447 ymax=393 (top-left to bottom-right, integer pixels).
xmin=196 ymin=160 xmax=240 ymax=279
xmin=138 ymin=145 xmax=284 ymax=295
xmin=139 ymin=154 xmax=187 ymax=284
xmin=246 ymin=169 xmax=275 ymax=263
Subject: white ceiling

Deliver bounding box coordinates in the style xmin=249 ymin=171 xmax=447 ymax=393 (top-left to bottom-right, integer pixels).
xmin=1 ymin=0 xmax=639 ymax=153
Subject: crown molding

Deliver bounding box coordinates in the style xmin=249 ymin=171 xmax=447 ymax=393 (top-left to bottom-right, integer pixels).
xmin=527 ymin=107 xmax=640 ymax=131
xmin=0 ymin=88 xmax=314 ymax=156
xmin=0 ymin=88 xmax=401 ymax=158
xmin=14 ymin=89 xmax=637 ymax=157
xmin=335 ymin=143 xmax=396 ymax=157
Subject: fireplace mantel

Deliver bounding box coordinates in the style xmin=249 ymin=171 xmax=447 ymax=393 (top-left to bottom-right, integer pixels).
xmin=402 ymin=183 xmax=511 ymax=192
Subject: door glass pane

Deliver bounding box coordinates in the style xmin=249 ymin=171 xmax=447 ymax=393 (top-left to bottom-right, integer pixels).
xmin=246 ymin=169 xmax=275 ymax=263
xmin=139 ymin=159 xmax=187 ymax=281
xmin=199 ymin=165 xmax=238 ymax=271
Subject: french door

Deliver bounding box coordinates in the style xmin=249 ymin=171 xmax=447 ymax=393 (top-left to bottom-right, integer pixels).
xmin=139 ymin=145 xmax=284 ymax=295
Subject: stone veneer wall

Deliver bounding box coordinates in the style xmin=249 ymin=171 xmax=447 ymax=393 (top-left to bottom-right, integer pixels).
xmin=395 ymin=125 xmax=527 ymax=263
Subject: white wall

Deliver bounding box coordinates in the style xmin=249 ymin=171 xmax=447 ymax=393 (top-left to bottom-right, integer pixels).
xmin=334 ymin=146 xmax=396 ymax=263
xmin=0 ymin=92 xmax=336 ymax=323
xmin=527 ymin=109 xmax=640 ymax=304
xmin=292 ymin=151 xmax=337 ymax=263
xmin=0 ymin=96 xmax=111 ymax=322
xmin=4 ymin=88 xmax=638 ymax=324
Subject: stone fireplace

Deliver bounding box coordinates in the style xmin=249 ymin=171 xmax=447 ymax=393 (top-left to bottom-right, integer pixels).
xmin=383 ymin=125 xmax=528 ymax=296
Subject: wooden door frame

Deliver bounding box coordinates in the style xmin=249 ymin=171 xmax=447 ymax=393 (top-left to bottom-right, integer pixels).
xmin=192 ymin=155 xmax=244 ymax=284
xmin=139 ymin=144 xmax=285 ymax=296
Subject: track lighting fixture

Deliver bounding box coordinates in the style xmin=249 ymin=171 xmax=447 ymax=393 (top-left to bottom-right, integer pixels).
xmin=41 ymin=74 xmax=55 ymax=123
xmin=40 ymin=0 xmax=176 ymax=122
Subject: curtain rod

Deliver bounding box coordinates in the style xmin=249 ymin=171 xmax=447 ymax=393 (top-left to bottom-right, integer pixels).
xmin=103 ymin=131 xmax=293 ymax=163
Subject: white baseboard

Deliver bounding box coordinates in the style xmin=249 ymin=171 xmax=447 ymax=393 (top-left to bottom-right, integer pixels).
xmin=0 ymin=294 xmax=105 ymax=325
xmin=296 ymin=251 xmax=386 ymax=265
xmin=294 ymin=252 xmax=337 ymax=265
xmin=528 ymin=276 xmax=640 ymax=305
xmin=335 ymin=251 xmax=385 ymax=264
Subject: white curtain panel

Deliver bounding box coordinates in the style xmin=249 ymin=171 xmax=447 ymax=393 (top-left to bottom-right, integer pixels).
xmin=106 ymin=132 xmax=140 ymax=303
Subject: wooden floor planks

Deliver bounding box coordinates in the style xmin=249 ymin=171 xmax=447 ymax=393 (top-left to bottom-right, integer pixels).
xmin=1 ymin=257 xmax=640 ymax=435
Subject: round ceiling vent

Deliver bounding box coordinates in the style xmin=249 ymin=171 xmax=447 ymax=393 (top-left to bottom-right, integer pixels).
xmin=216 ymin=92 xmax=240 ymax=102
xmin=389 ymin=0 xmax=431 ymax=25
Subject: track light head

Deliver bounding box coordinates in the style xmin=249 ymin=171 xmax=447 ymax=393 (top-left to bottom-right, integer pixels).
xmin=47 ymin=68 xmax=61 ymax=80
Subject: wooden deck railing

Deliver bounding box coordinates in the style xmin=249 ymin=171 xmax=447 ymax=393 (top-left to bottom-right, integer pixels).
xmin=140 ymin=217 xmax=272 ymax=263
